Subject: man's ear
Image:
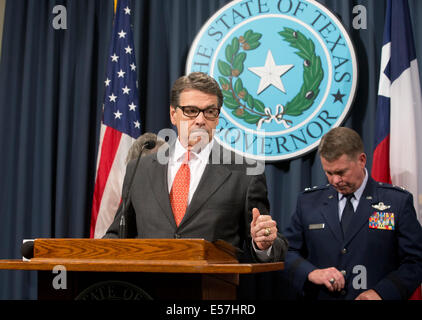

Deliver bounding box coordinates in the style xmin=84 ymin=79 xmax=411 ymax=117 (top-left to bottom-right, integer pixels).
xmin=170 ymin=105 xmax=176 ymax=125
xmin=358 ymin=152 xmax=367 ymax=168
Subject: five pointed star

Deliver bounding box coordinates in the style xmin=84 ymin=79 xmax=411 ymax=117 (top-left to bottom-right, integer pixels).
xmin=109 ymin=93 xmax=117 ymax=102
xmin=117 ymin=69 xmax=126 ymax=78
xmin=130 ymin=63 xmax=136 ymax=71
xmin=248 ymin=50 xmax=294 ymax=94
xmin=332 ymin=89 xmax=346 ymax=103
xmin=134 ymin=120 xmax=141 ymax=129
xmin=122 ymin=86 xmax=131 ymax=95
xmin=104 ymin=78 xmax=111 ymax=87
xmin=124 ymin=6 xmax=131 ymax=15
xmin=118 ymin=30 xmax=126 ymax=39
xmin=114 ymin=110 xmax=122 ymax=119
xmin=110 ymin=53 xmax=119 ymax=62
xmin=125 ymin=46 xmax=133 ymax=54
xmin=129 ymin=102 xmax=137 ymax=111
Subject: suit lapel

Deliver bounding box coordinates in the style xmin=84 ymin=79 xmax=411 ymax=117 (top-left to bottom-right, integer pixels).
xmin=320 ymin=186 xmax=343 ymax=243
xmin=179 ymin=143 xmax=232 ymax=227
xmin=343 ymin=178 xmax=378 ymax=245
xmin=180 ymin=164 xmax=231 ymax=226
xmin=148 ymin=155 xmax=177 ymax=228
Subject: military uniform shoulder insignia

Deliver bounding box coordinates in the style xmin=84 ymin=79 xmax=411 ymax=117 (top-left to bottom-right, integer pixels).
xmin=378 ymin=182 xmax=408 ymax=193
xmin=303 ymin=185 xmax=328 ymax=193
xmin=394 ymin=185 xmax=406 ymax=191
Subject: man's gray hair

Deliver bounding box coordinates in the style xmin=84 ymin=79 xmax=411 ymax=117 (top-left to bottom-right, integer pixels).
xmin=170 ymin=72 xmax=223 ymax=108
xmin=318 ymin=127 xmax=364 ymax=161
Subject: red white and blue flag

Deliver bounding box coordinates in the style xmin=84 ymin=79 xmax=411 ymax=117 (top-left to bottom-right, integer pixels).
xmin=372 ymin=0 xmax=422 ymax=299
xmin=90 ymin=0 xmax=141 ymax=238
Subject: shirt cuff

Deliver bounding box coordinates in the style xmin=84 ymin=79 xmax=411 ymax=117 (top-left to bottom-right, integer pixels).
xmin=251 ymin=239 xmax=273 ymax=262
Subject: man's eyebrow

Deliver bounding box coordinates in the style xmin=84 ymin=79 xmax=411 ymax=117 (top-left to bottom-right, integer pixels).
xmin=326 ymin=169 xmax=346 ymax=175
xmin=180 ymin=104 xmax=217 ymax=109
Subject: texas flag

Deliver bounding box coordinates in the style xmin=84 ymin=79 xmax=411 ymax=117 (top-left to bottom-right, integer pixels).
xmin=372 ymin=0 xmax=422 ymax=300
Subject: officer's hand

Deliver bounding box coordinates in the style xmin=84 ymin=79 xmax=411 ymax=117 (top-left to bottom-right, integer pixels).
xmin=250 ymin=208 xmax=277 ymax=250
xmin=355 ymin=289 xmax=382 ymax=300
xmin=308 ymin=267 xmax=345 ymax=292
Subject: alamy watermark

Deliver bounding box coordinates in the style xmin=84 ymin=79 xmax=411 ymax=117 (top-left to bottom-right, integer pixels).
xmin=52 ymin=5 xmax=67 ymax=30
xmin=352 ymin=5 xmax=367 ymax=30
xmin=352 ymin=264 xmax=368 ymax=290
xmin=51 ymin=4 xmax=366 ymax=31
xmin=52 ymin=265 xmax=67 ymax=290
xmin=155 ymin=126 xmax=265 ymax=176
xmin=51 ymin=264 xmax=369 ymax=294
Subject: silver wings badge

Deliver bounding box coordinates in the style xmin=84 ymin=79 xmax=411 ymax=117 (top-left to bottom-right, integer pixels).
xmin=371 ymin=202 xmax=391 ymax=211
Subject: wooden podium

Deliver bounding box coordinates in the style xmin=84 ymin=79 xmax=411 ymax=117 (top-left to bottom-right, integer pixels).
xmin=0 ymin=239 xmax=283 ymax=300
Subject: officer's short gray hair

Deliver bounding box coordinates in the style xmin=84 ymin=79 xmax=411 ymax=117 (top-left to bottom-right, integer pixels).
xmin=318 ymin=127 xmax=364 ymax=161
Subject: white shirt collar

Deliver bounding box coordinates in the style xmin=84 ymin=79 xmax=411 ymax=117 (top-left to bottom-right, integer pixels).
xmin=172 ymin=138 xmax=214 ymax=163
xmin=338 ymin=168 xmax=368 ymax=201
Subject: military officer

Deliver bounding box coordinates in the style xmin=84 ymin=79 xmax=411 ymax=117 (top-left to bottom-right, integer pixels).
xmin=283 ymin=127 xmax=422 ymax=300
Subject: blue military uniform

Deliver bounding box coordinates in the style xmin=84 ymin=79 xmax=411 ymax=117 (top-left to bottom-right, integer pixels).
xmin=284 ymin=177 xmax=422 ymax=300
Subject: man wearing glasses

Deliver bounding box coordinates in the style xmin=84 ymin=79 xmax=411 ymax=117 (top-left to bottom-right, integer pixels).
xmin=105 ymin=72 xmax=287 ymax=262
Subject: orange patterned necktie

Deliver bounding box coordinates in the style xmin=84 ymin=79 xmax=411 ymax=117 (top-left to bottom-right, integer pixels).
xmin=169 ymin=152 xmax=190 ymax=226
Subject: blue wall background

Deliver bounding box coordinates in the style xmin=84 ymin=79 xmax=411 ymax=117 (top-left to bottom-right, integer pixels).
xmin=0 ymin=0 xmax=421 ymax=299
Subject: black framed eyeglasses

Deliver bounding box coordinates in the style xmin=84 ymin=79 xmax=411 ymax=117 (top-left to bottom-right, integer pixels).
xmin=177 ymin=105 xmax=220 ymax=120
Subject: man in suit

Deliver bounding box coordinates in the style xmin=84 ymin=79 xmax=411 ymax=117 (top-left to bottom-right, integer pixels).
xmin=105 ymin=72 xmax=288 ymax=262
xmin=284 ymin=127 xmax=422 ymax=299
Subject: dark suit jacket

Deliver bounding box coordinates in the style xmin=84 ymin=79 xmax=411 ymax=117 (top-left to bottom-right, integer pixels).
xmin=284 ymin=177 xmax=422 ymax=300
xmin=105 ymin=142 xmax=287 ymax=262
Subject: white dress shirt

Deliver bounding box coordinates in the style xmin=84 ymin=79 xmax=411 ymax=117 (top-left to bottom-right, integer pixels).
xmin=167 ymin=138 xmax=213 ymax=202
xmin=337 ymin=168 xmax=369 ymax=219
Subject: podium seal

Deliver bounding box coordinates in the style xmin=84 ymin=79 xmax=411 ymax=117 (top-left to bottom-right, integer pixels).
xmin=186 ymin=0 xmax=358 ymax=161
xmin=75 ymin=280 xmax=153 ymax=301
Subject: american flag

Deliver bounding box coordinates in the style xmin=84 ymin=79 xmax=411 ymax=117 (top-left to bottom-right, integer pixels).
xmin=90 ymin=0 xmax=141 ymax=238
xmin=372 ymin=0 xmax=422 ymax=300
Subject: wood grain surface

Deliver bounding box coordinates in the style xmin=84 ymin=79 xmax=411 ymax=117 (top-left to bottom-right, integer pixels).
xmin=33 ymin=238 xmax=238 ymax=263
xmin=0 ymin=258 xmax=283 ymax=273
xmin=0 ymin=238 xmax=284 ymax=274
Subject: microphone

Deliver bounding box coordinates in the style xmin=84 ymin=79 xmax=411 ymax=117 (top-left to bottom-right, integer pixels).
xmin=21 ymin=239 xmax=34 ymax=260
xmin=144 ymin=140 xmax=156 ymax=150
xmin=119 ymin=139 xmax=156 ymax=238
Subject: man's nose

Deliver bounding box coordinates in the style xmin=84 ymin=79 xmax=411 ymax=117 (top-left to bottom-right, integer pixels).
xmin=332 ymin=175 xmax=342 ymax=184
xmin=194 ymin=111 xmax=206 ymax=125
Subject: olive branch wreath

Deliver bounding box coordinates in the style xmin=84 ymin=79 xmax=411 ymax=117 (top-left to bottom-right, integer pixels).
xmin=217 ymin=27 xmax=324 ymax=128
